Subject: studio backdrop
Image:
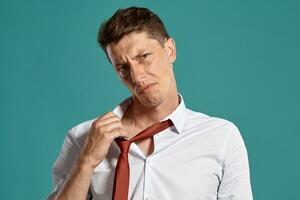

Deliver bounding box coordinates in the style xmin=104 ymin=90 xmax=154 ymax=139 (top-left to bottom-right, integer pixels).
xmin=0 ymin=0 xmax=299 ymax=199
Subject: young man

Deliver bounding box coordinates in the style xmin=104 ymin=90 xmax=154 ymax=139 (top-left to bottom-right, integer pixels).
xmin=47 ymin=7 xmax=253 ymax=200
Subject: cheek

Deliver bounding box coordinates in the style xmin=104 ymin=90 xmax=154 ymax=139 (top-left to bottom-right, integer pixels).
xmin=122 ymin=79 xmax=136 ymax=92
xmin=154 ymin=58 xmax=172 ymax=78
xmin=122 ymin=79 xmax=131 ymax=87
xmin=149 ymin=55 xmax=170 ymax=76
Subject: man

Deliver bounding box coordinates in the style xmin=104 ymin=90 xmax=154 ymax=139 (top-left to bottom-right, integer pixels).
xmin=47 ymin=7 xmax=253 ymax=200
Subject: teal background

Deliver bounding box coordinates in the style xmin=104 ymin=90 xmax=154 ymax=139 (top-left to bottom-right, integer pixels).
xmin=1 ymin=0 xmax=299 ymax=199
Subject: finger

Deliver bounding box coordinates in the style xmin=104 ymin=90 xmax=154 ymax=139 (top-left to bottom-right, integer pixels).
xmin=109 ymin=127 xmax=130 ymax=139
xmin=100 ymin=111 xmax=119 ymax=120
xmin=99 ymin=125 xmax=129 ymax=141
xmin=92 ymin=112 xmax=119 ymax=127
xmin=93 ymin=116 xmax=121 ymax=129
xmin=96 ymin=120 xmax=123 ymax=134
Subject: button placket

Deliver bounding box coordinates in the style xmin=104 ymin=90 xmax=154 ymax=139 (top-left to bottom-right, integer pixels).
xmin=143 ymin=158 xmax=151 ymax=200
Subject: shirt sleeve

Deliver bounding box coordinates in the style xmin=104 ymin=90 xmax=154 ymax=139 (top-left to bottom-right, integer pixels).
xmin=217 ymin=123 xmax=253 ymax=200
xmin=46 ymin=128 xmax=93 ymax=200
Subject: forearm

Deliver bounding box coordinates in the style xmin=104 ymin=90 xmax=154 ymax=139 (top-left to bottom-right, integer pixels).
xmin=52 ymin=112 xmax=126 ymax=200
xmin=54 ymin=156 xmax=96 ymax=200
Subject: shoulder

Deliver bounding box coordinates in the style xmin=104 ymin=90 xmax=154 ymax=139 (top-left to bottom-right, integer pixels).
xmin=185 ymin=108 xmax=239 ymax=133
xmin=184 ymin=107 xmax=246 ymax=155
xmin=183 ymin=108 xmax=244 ymax=145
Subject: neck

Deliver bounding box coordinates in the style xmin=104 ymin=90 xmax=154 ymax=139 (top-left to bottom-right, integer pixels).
xmin=123 ymin=90 xmax=179 ymax=131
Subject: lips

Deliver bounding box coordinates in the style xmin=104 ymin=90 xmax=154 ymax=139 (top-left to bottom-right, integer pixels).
xmin=138 ymin=83 xmax=155 ymax=94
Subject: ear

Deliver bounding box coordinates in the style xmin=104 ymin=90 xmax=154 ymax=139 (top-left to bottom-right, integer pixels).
xmin=164 ymin=38 xmax=176 ymax=64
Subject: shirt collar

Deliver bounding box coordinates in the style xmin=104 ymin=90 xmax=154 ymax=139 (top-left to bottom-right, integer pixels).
xmin=112 ymin=93 xmax=186 ymax=134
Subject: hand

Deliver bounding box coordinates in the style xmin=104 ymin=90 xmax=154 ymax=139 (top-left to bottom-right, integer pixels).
xmin=78 ymin=112 xmax=129 ymax=168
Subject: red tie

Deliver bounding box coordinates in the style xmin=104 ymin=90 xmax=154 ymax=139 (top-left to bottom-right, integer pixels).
xmin=112 ymin=119 xmax=173 ymax=200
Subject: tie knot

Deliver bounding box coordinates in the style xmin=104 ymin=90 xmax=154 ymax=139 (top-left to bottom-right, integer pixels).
xmin=114 ymin=119 xmax=173 ymax=154
xmin=115 ymin=139 xmax=131 ymax=154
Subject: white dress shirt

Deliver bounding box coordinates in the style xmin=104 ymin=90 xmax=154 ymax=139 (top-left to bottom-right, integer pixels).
xmin=47 ymin=94 xmax=253 ymax=200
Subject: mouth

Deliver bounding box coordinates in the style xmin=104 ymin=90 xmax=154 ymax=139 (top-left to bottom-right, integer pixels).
xmin=138 ymin=83 xmax=155 ymax=94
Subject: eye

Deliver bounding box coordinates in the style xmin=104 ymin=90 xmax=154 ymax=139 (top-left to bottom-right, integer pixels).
xmin=117 ymin=64 xmax=129 ymax=78
xmin=140 ymin=53 xmax=151 ymax=60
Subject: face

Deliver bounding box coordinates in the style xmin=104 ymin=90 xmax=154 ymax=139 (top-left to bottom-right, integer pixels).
xmin=106 ymin=31 xmax=177 ymax=107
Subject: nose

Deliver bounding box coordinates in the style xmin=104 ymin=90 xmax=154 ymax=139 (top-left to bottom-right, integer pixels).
xmin=129 ymin=61 xmax=146 ymax=83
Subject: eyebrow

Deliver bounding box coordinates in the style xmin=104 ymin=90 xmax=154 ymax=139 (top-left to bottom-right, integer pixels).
xmin=115 ymin=49 xmax=151 ymax=67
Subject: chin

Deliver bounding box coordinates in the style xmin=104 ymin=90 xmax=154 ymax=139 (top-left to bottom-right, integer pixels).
xmin=137 ymin=92 xmax=164 ymax=107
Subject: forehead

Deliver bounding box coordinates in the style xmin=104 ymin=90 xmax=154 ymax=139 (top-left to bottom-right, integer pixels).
xmin=106 ymin=32 xmax=162 ymax=62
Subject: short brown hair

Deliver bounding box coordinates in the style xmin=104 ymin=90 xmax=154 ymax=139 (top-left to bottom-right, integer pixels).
xmin=97 ymin=7 xmax=170 ymax=53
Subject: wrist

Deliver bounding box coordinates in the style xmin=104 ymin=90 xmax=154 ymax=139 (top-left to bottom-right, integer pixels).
xmin=76 ymin=153 xmax=102 ymax=170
